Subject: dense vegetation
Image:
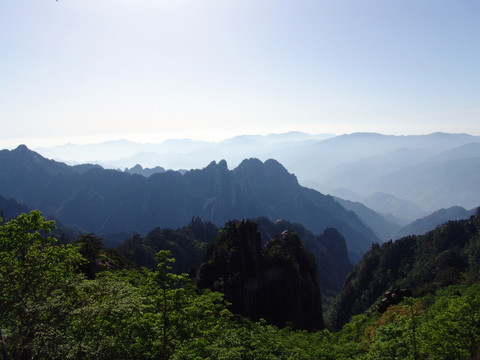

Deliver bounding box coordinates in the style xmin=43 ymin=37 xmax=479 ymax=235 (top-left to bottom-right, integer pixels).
xmin=328 ymin=208 xmax=480 ymax=330
xmin=117 ymin=216 xmax=217 ymax=274
xmin=117 ymin=216 xmax=351 ymax=304
xmin=1 ymin=211 xmax=480 ymax=359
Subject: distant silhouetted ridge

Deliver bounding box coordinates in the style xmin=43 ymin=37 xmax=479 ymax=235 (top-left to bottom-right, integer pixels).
xmin=0 ymin=147 xmax=379 ymax=259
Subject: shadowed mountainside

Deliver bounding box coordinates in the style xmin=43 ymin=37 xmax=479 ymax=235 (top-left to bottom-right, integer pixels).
xmin=0 ymin=195 xmax=30 ymax=222
xmin=394 ymin=206 xmax=477 ymax=239
xmin=35 ymin=132 xmax=480 ymax=218
xmin=0 ymin=145 xmax=379 ymax=260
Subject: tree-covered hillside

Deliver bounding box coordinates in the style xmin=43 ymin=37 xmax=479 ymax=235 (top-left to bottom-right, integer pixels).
xmin=328 ymin=207 xmax=480 ymax=330
xmin=1 ymin=210 xmax=480 ymax=359
xmin=117 ymin=216 xmax=352 ymax=302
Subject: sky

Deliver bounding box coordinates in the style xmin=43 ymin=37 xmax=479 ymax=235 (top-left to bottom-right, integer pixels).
xmin=1 ymin=0 xmax=479 ymax=149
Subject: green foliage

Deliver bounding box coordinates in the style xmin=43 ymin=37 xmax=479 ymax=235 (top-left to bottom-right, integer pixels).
xmin=330 ymin=283 xmax=480 ymax=360
xmin=418 ymin=283 xmax=480 ymax=359
xmin=0 ymin=211 xmax=85 ymax=360
xmin=74 ymin=233 xmax=136 ymax=278
xmin=329 ymin=210 xmax=480 ymax=330
xmin=1 ymin=211 xmax=480 ymax=359
xmin=172 ymin=318 xmax=335 ymax=360
xmin=75 ymin=233 xmax=104 ymax=259
xmin=0 ymin=212 xmax=233 ymax=359
xmin=118 ymin=224 xmax=210 ymax=274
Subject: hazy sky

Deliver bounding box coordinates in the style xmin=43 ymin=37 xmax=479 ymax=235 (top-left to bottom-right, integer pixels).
xmin=1 ymin=0 xmax=479 ymax=148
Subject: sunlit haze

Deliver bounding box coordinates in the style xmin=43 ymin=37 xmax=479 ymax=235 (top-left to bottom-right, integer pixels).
xmin=1 ymin=0 xmax=479 ymax=149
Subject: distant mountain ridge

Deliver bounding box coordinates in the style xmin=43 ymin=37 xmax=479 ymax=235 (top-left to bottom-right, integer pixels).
xmin=33 ymin=132 xmax=480 ymax=214
xmin=124 ymin=164 xmax=167 ymax=177
xmin=394 ymin=206 xmax=477 ymax=239
xmin=333 ymin=197 xmax=402 ymax=241
xmin=362 ymin=192 xmax=427 ymax=223
xmin=0 ymin=145 xmax=379 ymax=260
xmin=35 ymin=132 xmax=334 ymax=168
xmin=309 ymin=134 xmax=480 ymax=214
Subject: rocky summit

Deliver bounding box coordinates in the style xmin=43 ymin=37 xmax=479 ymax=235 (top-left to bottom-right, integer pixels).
xmin=196 ymin=220 xmax=323 ymax=330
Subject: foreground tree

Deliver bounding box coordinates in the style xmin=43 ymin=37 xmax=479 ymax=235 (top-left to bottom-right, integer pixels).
xmin=0 ymin=211 xmax=85 ymax=360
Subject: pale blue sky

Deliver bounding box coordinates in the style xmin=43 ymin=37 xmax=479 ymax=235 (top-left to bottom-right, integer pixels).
xmin=1 ymin=0 xmax=479 ymax=148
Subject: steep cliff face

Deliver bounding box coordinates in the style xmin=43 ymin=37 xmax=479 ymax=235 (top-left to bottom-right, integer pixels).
xmin=196 ymin=220 xmax=324 ymax=330
xmin=255 ymin=218 xmax=352 ymax=297
xmin=262 ymin=230 xmax=324 ymax=330
xmin=195 ymin=220 xmax=263 ymax=318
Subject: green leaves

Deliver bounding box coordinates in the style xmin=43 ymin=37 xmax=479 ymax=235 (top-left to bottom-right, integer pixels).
xmin=418 ymin=283 xmax=480 ymax=359
xmin=0 ymin=211 xmax=85 ymax=360
xmin=2 ymin=211 xmax=480 ymax=359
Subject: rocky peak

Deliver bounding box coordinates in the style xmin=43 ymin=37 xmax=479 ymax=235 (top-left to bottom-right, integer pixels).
xmin=15 ymin=144 xmax=29 ymax=152
xmin=7 ymin=145 xmax=43 ymax=163
xmin=205 ymin=159 xmax=229 ymax=172
xmin=369 ymin=288 xmax=412 ymax=314
xmin=196 ymin=219 xmax=324 ymax=330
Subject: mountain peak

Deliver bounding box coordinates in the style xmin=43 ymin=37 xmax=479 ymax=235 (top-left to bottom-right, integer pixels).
xmin=15 ymin=144 xmax=30 ymax=151
xmin=11 ymin=145 xmax=40 ymax=158
xmin=205 ymin=159 xmax=228 ymax=171
xmin=10 ymin=144 xmax=45 ymax=162
xmin=264 ymin=158 xmax=288 ymax=172
xmin=218 ymin=159 xmax=228 ymax=170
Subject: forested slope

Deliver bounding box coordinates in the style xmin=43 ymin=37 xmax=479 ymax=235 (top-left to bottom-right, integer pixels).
xmin=1 ymin=210 xmax=480 ymax=359
xmin=328 ymin=207 xmax=480 ymax=330
xmin=117 ymin=216 xmax=352 ymax=300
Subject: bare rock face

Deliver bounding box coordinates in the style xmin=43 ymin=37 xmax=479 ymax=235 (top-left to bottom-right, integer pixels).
xmin=370 ymin=288 xmax=412 ymax=314
xmin=196 ymin=220 xmax=324 ymax=330
xmin=261 ymin=230 xmax=324 ymax=330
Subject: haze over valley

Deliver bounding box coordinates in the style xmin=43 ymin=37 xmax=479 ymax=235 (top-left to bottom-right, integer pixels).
xmin=34 ymin=131 xmax=480 ymax=224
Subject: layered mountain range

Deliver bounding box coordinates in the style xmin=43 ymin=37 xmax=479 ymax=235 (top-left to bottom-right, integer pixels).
xmin=335 ymin=197 xmax=477 ymax=241
xmin=2 ymin=140 xmax=480 ymax=337
xmin=36 ymin=132 xmax=480 ymax=220
xmin=0 ymin=145 xmax=378 ymax=260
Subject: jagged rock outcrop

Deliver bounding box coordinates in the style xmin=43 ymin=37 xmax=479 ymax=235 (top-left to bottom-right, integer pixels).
xmin=196 ymin=220 xmax=324 ymax=330
xmin=124 ymin=164 xmax=166 ymax=177
xmin=254 ymin=218 xmax=352 ymax=298
xmin=369 ymin=288 xmax=412 ymax=314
